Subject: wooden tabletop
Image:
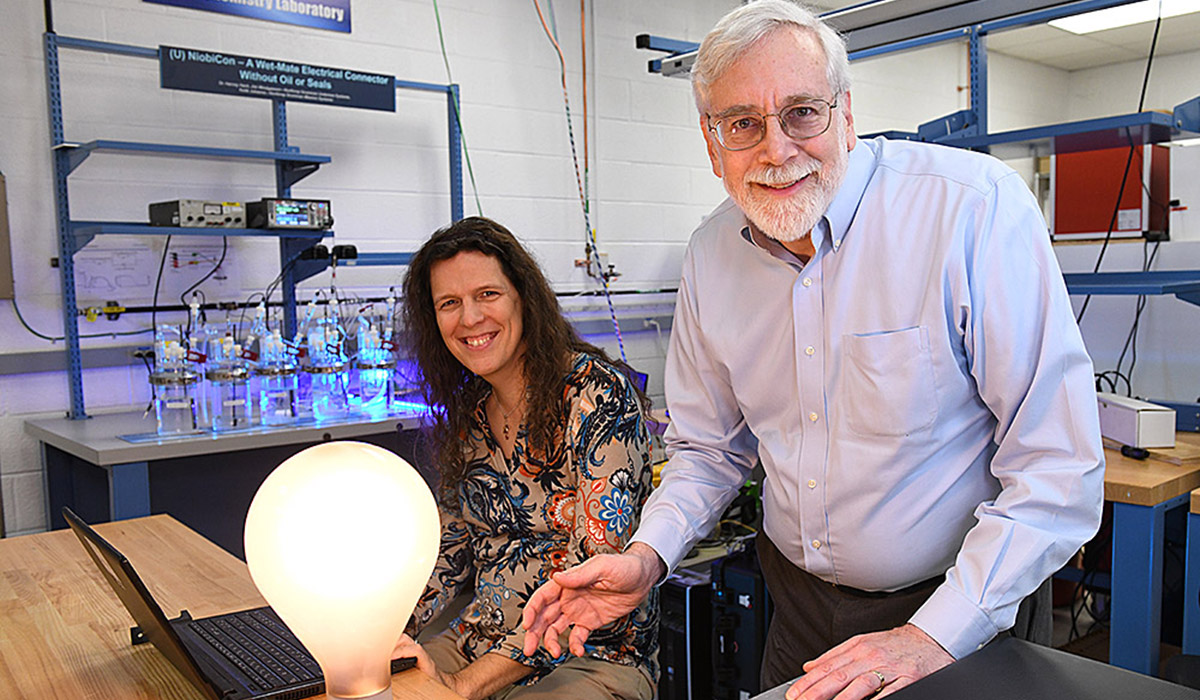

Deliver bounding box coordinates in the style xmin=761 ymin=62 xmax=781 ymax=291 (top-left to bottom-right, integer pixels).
xmin=1103 ymin=433 xmax=1200 ymax=507
xmin=0 ymin=514 xmax=462 ymax=700
xmin=1192 ymin=487 xmax=1200 ymax=515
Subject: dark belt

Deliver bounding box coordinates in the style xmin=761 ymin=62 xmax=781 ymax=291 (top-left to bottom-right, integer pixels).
xmin=826 ymin=571 xmax=944 ymax=599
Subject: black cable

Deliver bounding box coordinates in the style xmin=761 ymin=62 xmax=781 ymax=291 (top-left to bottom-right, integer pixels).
xmin=261 ymin=252 xmax=308 ymax=328
xmin=238 ymin=291 xmax=266 ymax=338
xmin=1069 ymin=523 xmax=1113 ymax=643
xmin=1075 ymin=5 xmax=1164 ymax=325
xmin=150 ymin=234 xmax=173 ymax=339
xmin=178 ymin=236 xmax=228 ymax=309
xmin=182 ymin=290 xmax=207 ymax=338
xmin=10 ymin=294 xmax=152 ymax=341
xmin=1112 ymin=240 xmax=1160 ymax=393
xmin=177 ymin=238 xmax=227 ymax=338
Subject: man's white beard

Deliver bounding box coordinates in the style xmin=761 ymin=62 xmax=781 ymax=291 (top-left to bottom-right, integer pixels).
xmin=727 ymin=147 xmax=848 ymax=244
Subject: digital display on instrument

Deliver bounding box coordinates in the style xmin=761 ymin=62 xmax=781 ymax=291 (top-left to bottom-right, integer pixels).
xmin=273 ymin=202 xmax=312 ymax=227
xmin=246 ymin=198 xmax=332 ymax=230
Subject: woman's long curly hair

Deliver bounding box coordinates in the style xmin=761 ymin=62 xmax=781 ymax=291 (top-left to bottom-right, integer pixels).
xmin=402 ymin=217 xmax=647 ymax=501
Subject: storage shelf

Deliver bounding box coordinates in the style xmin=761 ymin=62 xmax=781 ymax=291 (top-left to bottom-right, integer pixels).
xmin=341 ymin=252 xmax=414 ymax=267
xmin=55 ymin=139 xmax=329 ymax=175
xmin=940 ymin=111 xmax=1184 ymax=159
xmin=68 ymin=221 xmax=330 ymax=257
xmin=1062 ymin=271 xmax=1200 ymax=307
xmin=70 ymin=221 xmax=333 ymax=239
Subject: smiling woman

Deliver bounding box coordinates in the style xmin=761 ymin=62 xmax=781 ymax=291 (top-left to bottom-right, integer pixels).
xmin=394 ymin=217 xmax=659 ymax=700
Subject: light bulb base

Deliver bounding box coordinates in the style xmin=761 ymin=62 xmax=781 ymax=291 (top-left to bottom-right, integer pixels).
xmin=329 ymin=687 xmax=393 ymax=700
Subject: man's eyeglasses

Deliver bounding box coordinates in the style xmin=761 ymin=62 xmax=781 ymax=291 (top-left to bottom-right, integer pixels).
xmin=707 ymin=98 xmax=838 ymax=151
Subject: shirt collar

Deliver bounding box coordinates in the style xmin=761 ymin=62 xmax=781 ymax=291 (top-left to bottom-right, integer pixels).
xmin=738 ymin=139 xmax=875 ymax=259
xmin=822 ymin=138 xmax=875 ymax=253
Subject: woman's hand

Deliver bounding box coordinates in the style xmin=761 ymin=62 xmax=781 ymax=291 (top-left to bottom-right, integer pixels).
xmin=393 ymin=633 xmax=463 ymax=695
xmin=394 ymin=636 xmax=531 ymax=700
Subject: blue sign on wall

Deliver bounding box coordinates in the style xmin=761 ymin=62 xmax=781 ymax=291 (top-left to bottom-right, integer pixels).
xmin=145 ymin=0 xmax=351 ymax=34
xmin=161 ymin=46 xmax=395 ymax=112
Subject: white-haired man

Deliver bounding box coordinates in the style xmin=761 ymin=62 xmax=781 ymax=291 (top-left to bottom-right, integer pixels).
xmin=523 ymin=2 xmax=1103 ymax=698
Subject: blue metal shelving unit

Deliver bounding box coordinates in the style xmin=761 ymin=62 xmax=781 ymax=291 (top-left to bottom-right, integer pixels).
xmin=1063 ymin=271 xmax=1200 ymax=306
xmin=45 ymin=34 xmax=462 ymax=418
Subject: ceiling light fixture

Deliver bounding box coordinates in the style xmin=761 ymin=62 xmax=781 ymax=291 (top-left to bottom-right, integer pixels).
xmin=1049 ymin=0 xmax=1200 ymax=34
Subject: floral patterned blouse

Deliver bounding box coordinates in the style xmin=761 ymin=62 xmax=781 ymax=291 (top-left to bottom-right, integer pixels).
xmin=407 ymin=353 xmax=659 ymax=685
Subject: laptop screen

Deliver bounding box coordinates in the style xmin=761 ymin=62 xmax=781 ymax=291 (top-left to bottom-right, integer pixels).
xmin=63 ymin=508 xmax=221 ymax=700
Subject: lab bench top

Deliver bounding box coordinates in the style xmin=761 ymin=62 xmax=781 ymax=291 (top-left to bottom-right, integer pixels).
xmin=24 ymin=409 xmax=426 ymax=466
xmin=1103 ymin=432 xmax=1200 ymax=507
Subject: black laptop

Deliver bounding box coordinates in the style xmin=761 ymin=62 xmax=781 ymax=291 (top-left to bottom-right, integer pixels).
xmin=750 ymin=637 xmax=1200 ymax=700
xmin=63 ymin=507 xmax=416 ymax=700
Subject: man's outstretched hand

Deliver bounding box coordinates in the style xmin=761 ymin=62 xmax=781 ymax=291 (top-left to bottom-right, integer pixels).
xmin=521 ymin=542 xmax=665 ymax=657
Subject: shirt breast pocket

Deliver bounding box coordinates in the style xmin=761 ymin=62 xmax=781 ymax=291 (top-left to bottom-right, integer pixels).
xmin=842 ymin=326 xmax=940 ymax=437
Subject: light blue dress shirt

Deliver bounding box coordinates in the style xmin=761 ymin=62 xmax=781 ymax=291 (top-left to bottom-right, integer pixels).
xmin=632 ymin=137 xmax=1105 ymax=659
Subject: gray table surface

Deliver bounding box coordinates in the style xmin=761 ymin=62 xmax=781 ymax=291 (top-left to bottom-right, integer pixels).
xmin=24 ymin=409 xmax=425 ymax=466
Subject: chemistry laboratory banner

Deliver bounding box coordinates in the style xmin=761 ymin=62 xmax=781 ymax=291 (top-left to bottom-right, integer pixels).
xmin=144 ymin=0 xmax=351 ymax=34
xmin=161 ymin=46 xmax=395 ymax=112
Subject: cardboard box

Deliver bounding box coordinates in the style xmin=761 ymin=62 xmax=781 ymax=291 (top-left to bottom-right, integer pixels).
xmin=1097 ymin=392 xmax=1175 ymax=449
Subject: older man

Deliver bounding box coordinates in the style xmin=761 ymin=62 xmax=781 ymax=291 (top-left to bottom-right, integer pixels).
xmin=523 ymin=2 xmax=1104 ymax=699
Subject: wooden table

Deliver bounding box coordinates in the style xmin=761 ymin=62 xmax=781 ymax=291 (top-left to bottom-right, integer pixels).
xmin=1103 ymin=436 xmax=1200 ymax=675
xmin=0 ymin=514 xmax=462 ymax=700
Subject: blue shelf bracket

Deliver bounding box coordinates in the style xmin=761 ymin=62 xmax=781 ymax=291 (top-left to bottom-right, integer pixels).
xmin=58 ymin=142 xmax=98 ymax=175
xmin=917 ymin=109 xmax=979 ymax=143
xmin=280 ymin=162 xmax=323 ymax=191
xmin=1176 ymin=96 xmax=1200 ymax=134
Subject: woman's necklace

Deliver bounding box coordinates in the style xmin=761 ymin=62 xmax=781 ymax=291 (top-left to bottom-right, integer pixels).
xmin=496 ymin=393 xmax=525 ymax=441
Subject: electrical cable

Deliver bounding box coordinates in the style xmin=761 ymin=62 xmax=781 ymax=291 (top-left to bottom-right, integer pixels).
xmin=10 ymin=293 xmax=152 ymax=342
xmin=1075 ymin=3 xmax=1163 ymax=325
xmin=580 ymin=0 xmax=589 ymax=197
xmin=532 ymin=0 xmax=628 ymax=362
xmin=150 ymin=234 xmax=173 ymax=336
xmin=178 ymin=236 xmax=228 ymax=330
xmin=431 ymin=0 xmax=484 ymax=217
xmin=261 ymin=249 xmax=309 ymax=322
xmin=1111 ymin=240 xmax=1160 ymax=393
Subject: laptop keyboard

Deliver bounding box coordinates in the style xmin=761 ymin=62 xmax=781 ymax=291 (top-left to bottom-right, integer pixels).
xmin=189 ymin=608 xmax=322 ymax=691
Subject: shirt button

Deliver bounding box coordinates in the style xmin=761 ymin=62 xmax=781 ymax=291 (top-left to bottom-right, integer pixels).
xmin=805 ymin=346 xmax=815 ymax=356
xmin=807 ymin=479 xmax=817 ymax=489
xmin=834 ymin=239 xmax=842 ymax=249
xmin=802 ymin=277 xmax=813 ymax=287
xmin=809 ymin=412 xmax=819 ymax=422
xmin=812 ymin=539 xmax=822 ymax=549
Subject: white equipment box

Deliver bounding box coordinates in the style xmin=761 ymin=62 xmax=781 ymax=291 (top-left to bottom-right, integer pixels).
xmin=1097 ymin=392 xmax=1175 ymax=449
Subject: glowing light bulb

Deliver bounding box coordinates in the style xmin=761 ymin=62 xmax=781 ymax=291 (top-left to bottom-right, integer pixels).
xmin=244 ymin=441 xmax=440 ymax=699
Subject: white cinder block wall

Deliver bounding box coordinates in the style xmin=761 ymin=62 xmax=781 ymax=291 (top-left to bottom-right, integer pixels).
xmin=2 ymin=1 xmax=1199 ymax=537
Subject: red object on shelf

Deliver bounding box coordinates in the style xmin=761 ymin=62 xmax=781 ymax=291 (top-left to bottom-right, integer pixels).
xmin=1053 ymin=145 xmax=1169 ymax=240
